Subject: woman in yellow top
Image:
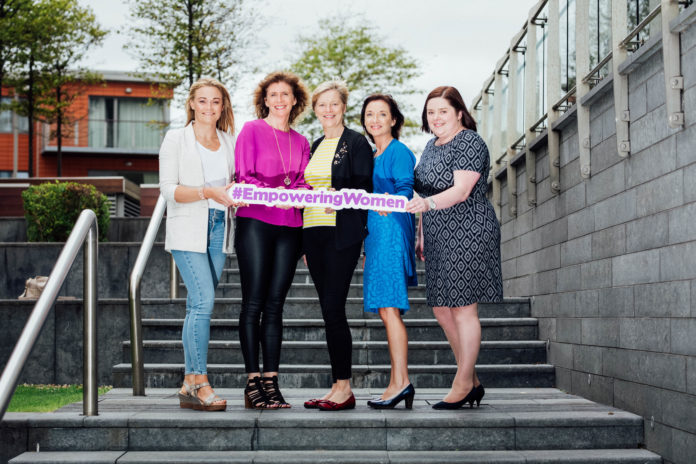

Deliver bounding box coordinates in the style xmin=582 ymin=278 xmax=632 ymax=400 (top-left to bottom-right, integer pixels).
xmin=302 ymin=81 xmax=373 ymax=411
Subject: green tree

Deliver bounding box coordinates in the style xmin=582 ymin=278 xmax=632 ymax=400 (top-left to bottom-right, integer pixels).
xmin=125 ymin=0 xmax=261 ymax=100
xmin=38 ymin=0 xmax=105 ymax=176
xmin=0 ymin=0 xmax=31 ymax=102
xmin=5 ymin=0 xmax=105 ymax=176
xmin=290 ymin=15 xmax=420 ymax=141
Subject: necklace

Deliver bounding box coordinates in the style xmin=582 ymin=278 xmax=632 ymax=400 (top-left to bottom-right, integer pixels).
xmin=271 ymin=125 xmax=292 ymax=186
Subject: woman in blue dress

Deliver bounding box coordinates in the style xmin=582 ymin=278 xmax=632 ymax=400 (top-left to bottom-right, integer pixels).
xmin=360 ymin=94 xmax=417 ymax=409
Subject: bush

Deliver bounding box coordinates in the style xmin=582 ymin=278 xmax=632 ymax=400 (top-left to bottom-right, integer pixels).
xmin=22 ymin=181 xmax=110 ymax=242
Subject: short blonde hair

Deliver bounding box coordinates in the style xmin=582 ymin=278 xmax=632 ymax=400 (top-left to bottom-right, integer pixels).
xmin=253 ymin=71 xmax=310 ymax=125
xmin=185 ymin=78 xmax=235 ymax=134
xmin=311 ymin=80 xmax=349 ymax=109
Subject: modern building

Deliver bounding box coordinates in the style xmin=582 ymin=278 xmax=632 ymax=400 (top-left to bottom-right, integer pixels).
xmin=0 ymin=71 xmax=172 ymax=184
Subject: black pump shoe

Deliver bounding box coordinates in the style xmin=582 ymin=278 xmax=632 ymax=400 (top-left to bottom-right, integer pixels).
xmin=367 ymin=384 xmax=415 ymax=409
xmin=432 ymin=386 xmax=478 ymax=410
xmin=474 ymin=384 xmax=485 ymax=407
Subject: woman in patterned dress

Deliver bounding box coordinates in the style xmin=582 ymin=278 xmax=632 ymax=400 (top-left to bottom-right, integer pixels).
xmin=360 ymin=94 xmax=417 ymax=409
xmin=406 ymin=86 xmax=503 ymax=410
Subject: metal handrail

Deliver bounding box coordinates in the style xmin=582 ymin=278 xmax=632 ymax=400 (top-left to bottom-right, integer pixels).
xmin=619 ymin=4 xmax=661 ymax=49
xmin=0 ymin=209 xmax=99 ymax=421
xmin=128 ymin=194 xmax=176 ymax=396
xmin=553 ymin=85 xmax=578 ymax=112
xmin=582 ymin=52 xmax=613 ymax=85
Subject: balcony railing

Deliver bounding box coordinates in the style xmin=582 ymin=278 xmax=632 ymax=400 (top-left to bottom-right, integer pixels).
xmin=88 ymin=119 xmax=170 ymax=151
xmin=474 ymin=0 xmax=692 ymax=217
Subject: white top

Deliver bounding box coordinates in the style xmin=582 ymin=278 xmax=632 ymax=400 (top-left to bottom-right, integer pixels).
xmin=197 ymin=141 xmax=228 ymax=211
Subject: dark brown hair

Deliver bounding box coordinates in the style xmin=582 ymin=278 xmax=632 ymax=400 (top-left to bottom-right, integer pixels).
xmin=360 ymin=94 xmax=405 ymax=143
xmin=253 ymin=71 xmax=310 ymax=125
xmin=421 ymin=86 xmax=477 ymax=133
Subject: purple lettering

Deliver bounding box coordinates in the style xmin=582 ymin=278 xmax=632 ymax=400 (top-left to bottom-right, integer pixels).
xmin=386 ymin=198 xmax=395 ymax=208
xmin=371 ymin=197 xmax=386 ymax=208
xmin=242 ymin=187 xmax=253 ymax=200
xmin=343 ymin=191 xmax=362 ymax=205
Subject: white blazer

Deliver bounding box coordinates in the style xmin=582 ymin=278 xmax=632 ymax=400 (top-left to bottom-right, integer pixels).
xmin=159 ymin=122 xmax=236 ymax=254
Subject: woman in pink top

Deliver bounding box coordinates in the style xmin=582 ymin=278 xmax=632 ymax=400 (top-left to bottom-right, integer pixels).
xmin=234 ymin=71 xmax=311 ymax=409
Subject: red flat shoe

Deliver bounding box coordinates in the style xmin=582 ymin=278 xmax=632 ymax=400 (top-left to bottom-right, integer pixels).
xmin=304 ymin=398 xmax=322 ymax=409
xmin=318 ymin=393 xmax=355 ymax=411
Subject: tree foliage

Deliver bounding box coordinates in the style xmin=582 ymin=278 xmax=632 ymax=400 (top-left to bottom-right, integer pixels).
xmin=290 ymin=15 xmax=420 ymax=141
xmin=1 ymin=0 xmax=105 ymax=176
xmin=125 ymin=0 xmax=260 ymax=101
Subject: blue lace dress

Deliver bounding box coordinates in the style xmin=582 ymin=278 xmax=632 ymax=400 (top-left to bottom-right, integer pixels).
xmin=363 ymin=139 xmax=418 ymax=314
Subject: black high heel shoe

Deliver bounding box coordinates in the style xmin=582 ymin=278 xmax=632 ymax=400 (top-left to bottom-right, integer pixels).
xmin=262 ymin=375 xmax=291 ymax=408
xmin=244 ymin=376 xmax=277 ymax=409
xmin=432 ymin=386 xmax=477 ymax=410
xmin=367 ymin=384 xmax=415 ymax=409
xmin=474 ymin=384 xmax=485 ymax=407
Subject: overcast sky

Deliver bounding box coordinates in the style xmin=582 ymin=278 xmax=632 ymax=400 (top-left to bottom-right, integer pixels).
xmin=79 ymin=0 xmax=534 ymax=148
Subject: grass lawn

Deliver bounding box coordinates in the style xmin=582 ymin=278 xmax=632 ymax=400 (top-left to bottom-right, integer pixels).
xmin=7 ymin=384 xmax=112 ymax=412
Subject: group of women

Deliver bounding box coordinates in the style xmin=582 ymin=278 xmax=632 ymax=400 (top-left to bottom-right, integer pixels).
xmin=159 ymin=71 xmax=503 ymax=413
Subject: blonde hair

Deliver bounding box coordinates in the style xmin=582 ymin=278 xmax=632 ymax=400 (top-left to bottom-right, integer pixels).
xmin=311 ymin=80 xmax=349 ymax=110
xmin=253 ymin=71 xmax=310 ymax=125
xmin=186 ymin=78 xmax=235 ymax=134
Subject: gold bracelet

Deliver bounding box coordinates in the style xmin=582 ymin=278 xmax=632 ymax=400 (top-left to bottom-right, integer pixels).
xmin=198 ymin=187 xmax=206 ymax=200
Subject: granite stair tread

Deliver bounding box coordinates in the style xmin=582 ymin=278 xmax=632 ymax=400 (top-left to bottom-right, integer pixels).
xmin=1 ymin=388 xmax=651 ymax=456
xmin=9 ymin=449 xmax=663 ymax=464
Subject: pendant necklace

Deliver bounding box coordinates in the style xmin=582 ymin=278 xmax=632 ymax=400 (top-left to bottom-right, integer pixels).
xmin=271 ymin=125 xmax=292 ymax=186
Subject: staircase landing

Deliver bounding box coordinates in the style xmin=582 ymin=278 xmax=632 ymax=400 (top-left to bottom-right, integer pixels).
xmin=3 ymin=387 xmax=662 ymax=463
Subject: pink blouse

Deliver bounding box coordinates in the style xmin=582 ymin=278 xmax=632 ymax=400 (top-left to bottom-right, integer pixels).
xmin=234 ymin=119 xmax=311 ymax=227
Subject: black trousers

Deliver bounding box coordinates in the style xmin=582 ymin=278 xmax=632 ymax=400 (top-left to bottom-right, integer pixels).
xmin=235 ymin=217 xmax=302 ymax=373
xmin=303 ymin=226 xmax=362 ymax=381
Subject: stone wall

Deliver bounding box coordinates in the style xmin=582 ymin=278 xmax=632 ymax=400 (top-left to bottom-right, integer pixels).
xmin=496 ymin=18 xmax=696 ymax=464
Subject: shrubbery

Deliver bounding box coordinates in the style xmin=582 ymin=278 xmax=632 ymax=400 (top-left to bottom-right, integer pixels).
xmin=22 ymin=181 xmax=110 ymax=242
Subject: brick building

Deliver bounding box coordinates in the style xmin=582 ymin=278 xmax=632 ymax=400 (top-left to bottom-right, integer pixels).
xmin=0 ymin=71 xmax=173 ymax=184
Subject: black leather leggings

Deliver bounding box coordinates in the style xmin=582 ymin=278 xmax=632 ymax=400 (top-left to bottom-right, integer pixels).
xmin=235 ymin=217 xmax=302 ymax=373
xmin=303 ymin=226 xmax=362 ymax=381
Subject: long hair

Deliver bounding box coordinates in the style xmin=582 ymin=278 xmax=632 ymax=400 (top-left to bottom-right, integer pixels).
xmin=421 ymin=86 xmax=477 ymax=133
xmin=253 ymin=71 xmax=310 ymax=125
xmin=360 ymin=93 xmax=405 ymax=143
xmin=185 ymin=77 xmax=235 ymax=134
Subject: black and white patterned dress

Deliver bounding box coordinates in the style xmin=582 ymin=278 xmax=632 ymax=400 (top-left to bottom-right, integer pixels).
xmin=414 ymin=130 xmax=503 ymax=307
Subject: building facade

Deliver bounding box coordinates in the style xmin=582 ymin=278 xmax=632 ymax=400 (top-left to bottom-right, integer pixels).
xmin=0 ymin=71 xmax=172 ymax=184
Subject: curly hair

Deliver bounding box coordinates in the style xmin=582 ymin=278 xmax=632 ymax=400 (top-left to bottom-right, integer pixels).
xmin=185 ymin=77 xmax=235 ymax=133
xmin=253 ymin=71 xmax=310 ymax=126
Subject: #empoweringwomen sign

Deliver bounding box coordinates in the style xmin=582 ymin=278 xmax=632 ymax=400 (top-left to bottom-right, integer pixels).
xmin=228 ymin=183 xmax=408 ymax=212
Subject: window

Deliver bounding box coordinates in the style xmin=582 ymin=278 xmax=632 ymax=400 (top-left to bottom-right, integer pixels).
xmin=88 ymin=97 xmax=169 ymax=150
xmin=0 ymin=98 xmax=29 ymax=133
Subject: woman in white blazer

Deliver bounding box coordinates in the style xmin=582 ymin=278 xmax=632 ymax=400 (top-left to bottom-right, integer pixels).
xmin=159 ymin=77 xmax=237 ymax=411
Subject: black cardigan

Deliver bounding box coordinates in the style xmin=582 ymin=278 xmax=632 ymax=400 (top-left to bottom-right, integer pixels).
xmin=309 ymin=126 xmax=373 ymax=250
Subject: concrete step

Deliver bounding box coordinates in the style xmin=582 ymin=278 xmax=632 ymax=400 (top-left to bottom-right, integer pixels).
xmin=110 ymin=364 xmax=555 ymax=388
xmin=138 ymin=298 xmax=531 ymax=320
xmin=0 ymin=389 xmax=645 ymax=455
xmin=141 ymin=317 xmax=539 ymax=342
xmin=220 ymin=267 xmax=427 ymax=285
xmin=122 ymin=340 xmax=548 ymax=366
xmin=8 ymin=449 xmax=663 ymax=463
xmin=179 ymin=282 xmax=428 ymax=299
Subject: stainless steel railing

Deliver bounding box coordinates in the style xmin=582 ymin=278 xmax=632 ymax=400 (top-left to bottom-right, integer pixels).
xmin=0 ymin=209 xmax=99 ymax=421
xmin=128 ymin=195 xmax=178 ymax=396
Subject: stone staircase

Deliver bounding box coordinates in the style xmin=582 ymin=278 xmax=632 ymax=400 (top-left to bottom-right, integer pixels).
xmin=2 ymin=254 xmax=663 ymax=463
xmin=111 ymin=256 xmax=554 ymax=390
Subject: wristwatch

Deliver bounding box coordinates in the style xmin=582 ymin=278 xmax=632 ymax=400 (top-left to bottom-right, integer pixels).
xmin=427 ymin=197 xmax=437 ymax=211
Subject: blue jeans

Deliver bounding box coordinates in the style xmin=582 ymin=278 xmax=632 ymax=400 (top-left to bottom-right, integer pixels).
xmin=171 ymin=209 xmax=226 ymax=375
